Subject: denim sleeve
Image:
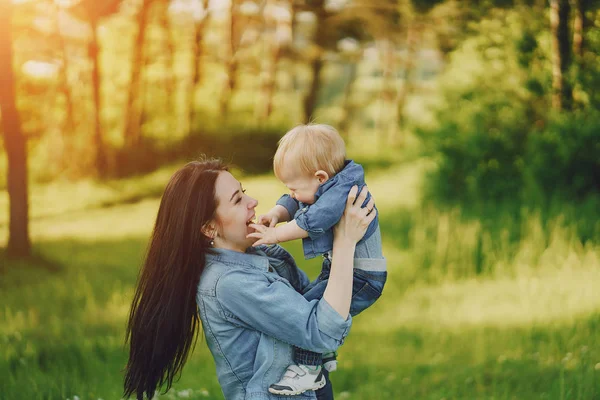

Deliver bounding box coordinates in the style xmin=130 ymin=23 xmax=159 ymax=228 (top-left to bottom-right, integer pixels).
xmin=217 ymin=270 xmax=352 ymax=353
xmin=295 ymin=179 xmax=357 ymax=240
xmin=276 ymin=194 xmax=299 ymax=219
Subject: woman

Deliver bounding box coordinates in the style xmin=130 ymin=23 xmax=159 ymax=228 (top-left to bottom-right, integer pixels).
xmin=123 ymin=158 xmax=376 ymax=400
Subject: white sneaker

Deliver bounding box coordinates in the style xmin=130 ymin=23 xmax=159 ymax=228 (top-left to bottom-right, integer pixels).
xmin=268 ymin=364 xmax=326 ymax=395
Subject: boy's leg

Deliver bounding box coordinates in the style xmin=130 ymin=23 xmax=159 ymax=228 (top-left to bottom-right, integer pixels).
xmin=350 ymin=226 xmax=387 ymax=316
xmin=315 ymin=369 xmax=334 ymax=400
xmin=301 ymin=256 xmax=336 ymax=372
xmin=354 ymin=225 xmax=384 ymax=258
xmin=269 ymin=257 xmax=331 ymax=395
xmin=298 ymin=258 xmax=337 ymax=371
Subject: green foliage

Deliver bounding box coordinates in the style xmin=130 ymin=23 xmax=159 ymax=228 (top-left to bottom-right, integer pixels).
xmin=576 ymin=26 xmax=600 ymax=109
xmin=420 ymin=7 xmax=599 ymax=203
xmin=421 ymin=106 xmax=529 ymax=202
xmin=418 ymin=20 xmax=533 ymax=202
xmin=527 ymin=112 xmax=600 ymax=199
xmin=423 ymin=106 xmax=599 ymax=203
xmin=111 ymin=124 xmax=286 ymax=178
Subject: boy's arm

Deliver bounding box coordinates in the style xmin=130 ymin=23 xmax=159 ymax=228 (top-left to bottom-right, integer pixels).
xmin=274 ymin=220 xmax=309 ymax=242
xmin=249 ymin=179 xmax=367 ymax=246
xmin=275 ymin=194 xmax=299 ymax=221
xmin=258 ymin=204 xmax=292 ymax=227
xmin=248 ymin=219 xmax=308 ymax=246
xmin=272 ymin=204 xmax=291 ymax=222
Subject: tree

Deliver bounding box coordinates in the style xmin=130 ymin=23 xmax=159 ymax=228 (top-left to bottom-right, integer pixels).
xmin=188 ymin=0 xmax=210 ymax=131
xmin=572 ymin=0 xmax=589 ymax=60
xmin=124 ymin=0 xmax=152 ymax=148
xmin=52 ymin=0 xmax=76 ymax=171
xmin=255 ymin=0 xmax=290 ymax=121
xmin=220 ymin=0 xmax=241 ymax=116
xmin=302 ymin=0 xmax=327 ymax=123
xmin=337 ymin=39 xmax=361 ymax=138
xmin=296 ymin=0 xmax=397 ymax=123
xmin=0 ymin=0 xmax=31 ymax=258
xmin=68 ymin=0 xmax=123 ymax=176
xmin=157 ymin=0 xmax=176 ymax=121
xmin=550 ymin=0 xmax=572 ymax=110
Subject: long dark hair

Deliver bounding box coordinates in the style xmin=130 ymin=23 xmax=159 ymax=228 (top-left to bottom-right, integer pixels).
xmin=124 ymin=158 xmax=228 ymax=399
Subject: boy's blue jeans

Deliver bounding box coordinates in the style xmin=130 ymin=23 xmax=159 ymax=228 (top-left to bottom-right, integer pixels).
xmin=296 ymin=227 xmax=387 ymax=366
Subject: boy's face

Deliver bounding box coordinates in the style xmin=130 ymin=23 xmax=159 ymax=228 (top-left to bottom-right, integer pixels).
xmin=279 ymin=168 xmax=322 ymax=205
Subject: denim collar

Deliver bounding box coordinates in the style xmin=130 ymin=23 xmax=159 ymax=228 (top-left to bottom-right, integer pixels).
xmin=205 ymin=246 xmax=271 ymax=272
xmin=315 ymin=159 xmax=364 ymax=198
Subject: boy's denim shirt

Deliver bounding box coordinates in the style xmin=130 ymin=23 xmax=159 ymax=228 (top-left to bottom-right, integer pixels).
xmin=197 ymin=245 xmax=352 ymax=400
xmin=276 ymin=159 xmax=379 ymax=259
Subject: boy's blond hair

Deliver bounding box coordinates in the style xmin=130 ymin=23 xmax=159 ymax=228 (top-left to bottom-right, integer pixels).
xmin=274 ymin=124 xmax=346 ymax=180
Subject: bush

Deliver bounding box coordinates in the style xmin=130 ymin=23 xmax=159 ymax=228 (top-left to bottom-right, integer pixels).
xmin=420 ymin=8 xmax=599 ymax=203
xmin=422 ymin=109 xmax=600 ymax=203
xmin=527 ymin=112 xmax=600 ymax=199
xmin=420 ymin=97 xmax=531 ymax=202
xmin=111 ymin=125 xmax=286 ymax=178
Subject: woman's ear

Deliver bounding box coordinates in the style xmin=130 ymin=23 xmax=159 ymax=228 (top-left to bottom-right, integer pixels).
xmin=201 ymin=222 xmax=217 ymax=239
xmin=315 ymin=170 xmax=329 ymax=183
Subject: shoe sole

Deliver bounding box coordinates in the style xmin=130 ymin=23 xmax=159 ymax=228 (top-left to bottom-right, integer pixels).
xmin=268 ymin=378 xmax=326 ymax=396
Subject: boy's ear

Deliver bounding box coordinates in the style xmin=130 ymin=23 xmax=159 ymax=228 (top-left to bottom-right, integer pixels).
xmin=314 ymin=170 xmax=329 ymax=183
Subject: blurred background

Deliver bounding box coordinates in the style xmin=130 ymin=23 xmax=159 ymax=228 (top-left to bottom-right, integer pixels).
xmin=1 ymin=0 xmax=599 ymax=399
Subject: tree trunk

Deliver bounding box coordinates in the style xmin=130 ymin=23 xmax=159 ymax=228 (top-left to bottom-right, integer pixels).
xmin=393 ymin=25 xmax=419 ymax=146
xmin=89 ymin=20 xmax=108 ymax=176
xmin=0 ymin=1 xmax=31 ymax=258
xmin=51 ymin=1 xmax=76 ymax=176
xmin=261 ymin=44 xmax=281 ymax=120
xmin=290 ymin=1 xmax=300 ymax=92
xmin=303 ymin=57 xmax=323 ymax=123
xmin=572 ymin=0 xmax=587 ymax=58
xmin=338 ymin=61 xmax=358 ymax=139
xmin=188 ymin=0 xmax=210 ymax=132
xmin=550 ymin=0 xmax=572 ymax=111
xmin=53 ymin=2 xmax=75 ymax=154
xmin=220 ymin=0 xmax=238 ymax=117
xmin=256 ymin=0 xmax=282 ymax=122
xmin=303 ymin=0 xmax=327 ymax=123
xmin=378 ymin=39 xmax=395 ymax=145
xmin=158 ymin=1 xmax=176 ymax=119
xmin=124 ymin=0 xmax=151 ymax=148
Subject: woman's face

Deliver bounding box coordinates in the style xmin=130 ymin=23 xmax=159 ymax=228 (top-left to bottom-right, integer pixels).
xmin=212 ymin=171 xmax=259 ymax=252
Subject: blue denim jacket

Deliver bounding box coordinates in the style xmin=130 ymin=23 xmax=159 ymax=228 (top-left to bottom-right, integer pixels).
xmin=276 ymin=160 xmax=379 ymax=259
xmin=197 ymin=245 xmax=352 ymax=400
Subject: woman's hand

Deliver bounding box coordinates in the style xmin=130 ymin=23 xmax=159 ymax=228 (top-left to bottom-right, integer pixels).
xmin=324 ymin=185 xmax=376 ymax=319
xmin=333 ymin=185 xmax=376 ymax=245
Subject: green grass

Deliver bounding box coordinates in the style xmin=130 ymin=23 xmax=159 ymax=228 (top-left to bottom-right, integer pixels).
xmin=1 ymin=159 xmax=599 ymax=399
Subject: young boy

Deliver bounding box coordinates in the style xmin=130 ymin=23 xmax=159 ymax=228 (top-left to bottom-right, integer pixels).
xmin=250 ymin=124 xmax=387 ymax=396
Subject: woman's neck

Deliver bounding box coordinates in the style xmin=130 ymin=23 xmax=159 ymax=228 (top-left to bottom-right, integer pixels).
xmin=213 ymin=242 xmax=246 ymax=253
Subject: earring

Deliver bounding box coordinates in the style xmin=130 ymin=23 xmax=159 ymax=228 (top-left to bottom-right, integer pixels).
xmin=209 ymin=237 xmax=215 ymax=246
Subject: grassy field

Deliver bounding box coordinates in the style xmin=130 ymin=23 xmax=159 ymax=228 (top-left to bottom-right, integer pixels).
xmin=1 ymin=158 xmax=599 ymax=400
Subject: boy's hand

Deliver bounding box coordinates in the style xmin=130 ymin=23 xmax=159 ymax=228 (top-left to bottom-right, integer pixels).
xmin=257 ymin=212 xmax=279 ymax=227
xmin=247 ymin=224 xmax=279 ymax=246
